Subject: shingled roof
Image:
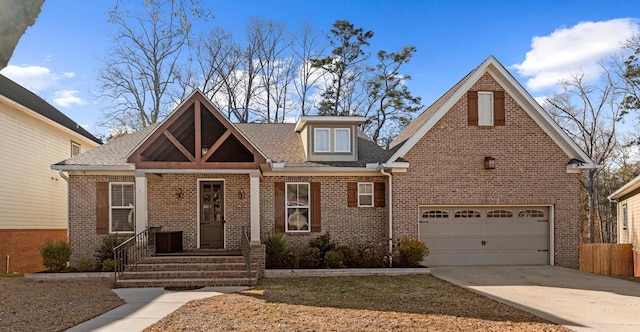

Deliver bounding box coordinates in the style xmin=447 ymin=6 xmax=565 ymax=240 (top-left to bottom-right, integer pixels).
xmin=0 ymin=73 xmax=102 ymax=144
xmin=55 ymin=122 xmax=392 ymax=169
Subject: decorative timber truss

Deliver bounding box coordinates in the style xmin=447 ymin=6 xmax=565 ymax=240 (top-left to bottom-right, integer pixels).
xmin=128 ymin=91 xmax=266 ymax=169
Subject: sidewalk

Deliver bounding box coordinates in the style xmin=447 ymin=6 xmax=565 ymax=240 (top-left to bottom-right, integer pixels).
xmin=67 ymin=286 xmax=248 ymax=332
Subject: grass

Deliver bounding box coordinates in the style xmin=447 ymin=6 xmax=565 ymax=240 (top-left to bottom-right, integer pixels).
xmin=146 ymin=275 xmax=570 ymax=331
xmin=0 ymin=273 xmax=24 ymax=278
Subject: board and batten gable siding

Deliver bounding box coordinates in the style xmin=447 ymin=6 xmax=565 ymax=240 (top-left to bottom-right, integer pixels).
xmin=0 ymin=101 xmax=99 ymax=230
xmin=617 ymin=193 xmax=640 ymax=251
xmin=392 ymin=72 xmax=582 ymax=268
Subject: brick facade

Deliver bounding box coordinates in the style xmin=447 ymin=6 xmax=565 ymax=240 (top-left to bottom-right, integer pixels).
xmin=392 ymin=73 xmax=581 ymax=268
xmin=0 ymin=229 xmax=67 ymax=273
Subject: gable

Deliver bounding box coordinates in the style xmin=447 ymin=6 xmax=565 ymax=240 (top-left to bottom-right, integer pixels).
xmin=127 ymin=91 xmax=266 ymax=169
xmin=387 ymin=56 xmax=596 ymax=170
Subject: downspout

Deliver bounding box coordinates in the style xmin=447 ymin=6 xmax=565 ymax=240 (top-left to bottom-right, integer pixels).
xmin=58 ymin=170 xmax=69 ymax=182
xmin=380 ymin=167 xmax=393 ymax=267
xmin=58 ymin=170 xmax=70 ymax=241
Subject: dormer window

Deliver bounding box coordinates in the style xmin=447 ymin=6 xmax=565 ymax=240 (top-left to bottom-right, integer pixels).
xmin=313 ymin=127 xmax=352 ymax=153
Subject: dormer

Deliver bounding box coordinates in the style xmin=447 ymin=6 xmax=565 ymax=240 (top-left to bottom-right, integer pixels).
xmin=295 ymin=116 xmax=365 ymax=162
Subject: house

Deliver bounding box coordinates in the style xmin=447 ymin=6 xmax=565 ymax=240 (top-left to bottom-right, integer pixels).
xmin=607 ymin=176 xmax=640 ymax=275
xmin=0 ymin=73 xmax=102 ymax=272
xmin=52 ymin=56 xmax=595 ymax=280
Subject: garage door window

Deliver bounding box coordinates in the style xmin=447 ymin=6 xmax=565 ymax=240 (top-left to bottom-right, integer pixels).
xmin=422 ymin=210 xmax=449 ymax=219
xmin=487 ymin=210 xmax=513 ymax=218
xmin=454 ymin=210 xmax=481 ymax=218
xmin=518 ymin=209 xmax=544 ymax=218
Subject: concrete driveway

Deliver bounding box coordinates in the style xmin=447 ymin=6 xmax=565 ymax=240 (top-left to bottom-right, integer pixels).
xmin=431 ymin=266 xmax=640 ymax=331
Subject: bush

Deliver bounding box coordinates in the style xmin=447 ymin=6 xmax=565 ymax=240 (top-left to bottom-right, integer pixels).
xmin=396 ymin=238 xmax=428 ymax=267
xmin=298 ymin=247 xmax=322 ymax=268
xmin=102 ymin=258 xmax=116 ymax=272
xmin=324 ymin=250 xmax=345 ymax=268
xmin=77 ymin=257 xmax=97 ymax=272
xmin=360 ymin=249 xmax=384 ymax=268
xmin=335 ymin=246 xmax=357 ymax=267
xmin=40 ymin=240 xmax=71 ymax=272
xmin=95 ymin=235 xmax=125 ymax=269
xmin=263 ymin=231 xmax=296 ymax=268
xmin=308 ymin=233 xmax=336 ymax=259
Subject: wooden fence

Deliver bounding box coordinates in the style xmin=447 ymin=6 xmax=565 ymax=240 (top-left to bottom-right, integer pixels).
xmin=579 ymin=243 xmax=633 ymax=276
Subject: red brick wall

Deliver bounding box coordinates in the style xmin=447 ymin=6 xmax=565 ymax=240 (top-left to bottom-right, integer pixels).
xmin=392 ymin=73 xmax=581 ymax=268
xmin=0 ymin=229 xmax=67 ymax=273
xmin=260 ymin=176 xmax=388 ymax=253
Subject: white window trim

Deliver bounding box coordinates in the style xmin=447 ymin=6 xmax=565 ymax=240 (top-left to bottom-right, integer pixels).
xmin=109 ymin=182 xmax=135 ymax=234
xmin=285 ymin=182 xmax=311 ymax=233
xmin=478 ymin=91 xmax=494 ymax=126
xmin=358 ymin=182 xmax=374 ymax=207
xmin=334 ymin=128 xmax=351 ymax=153
xmin=71 ymin=141 xmax=81 ymax=157
xmin=622 ymin=203 xmax=628 ymax=230
xmin=313 ymin=128 xmax=331 ymax=153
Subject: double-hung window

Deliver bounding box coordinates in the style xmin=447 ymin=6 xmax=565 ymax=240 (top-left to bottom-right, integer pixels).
xmin=358 ymin=183 xmax=374 ymax=207
xmin=286 ymin=183 xmax=310 ymax=232
xmin=110 ymin=183 xmax=135 ymax=233
xmin=313 ymin=127 xmax=351 ymax=153
xmin=314 ymin=128 xmax=330 ymax=153
xmin=334 ymin=128 xmax=351 ymax=152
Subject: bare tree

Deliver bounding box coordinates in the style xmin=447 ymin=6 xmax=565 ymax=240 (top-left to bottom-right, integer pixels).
xmin=98 ymin=0 xmax=208 ymax=131
xmin=545 ymin=63 xmax=623 ymax=243
xmin=292 ymin=24 xmax=326 ymax=115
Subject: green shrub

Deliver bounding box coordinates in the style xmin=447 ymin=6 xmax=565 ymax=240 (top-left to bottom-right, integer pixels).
xmin=308 ymin=233 xmax=336 ymax=259
xmin=335 ymin=245 xmax=357 ymax=267
xmin=263 ymin=231 xmax=296 ymax=268
xmin=95 ymin=235 xmax=125 ymax=269
xmin=77 ymin=257 xmax=97 ymax=272
xmin=102 ymin=258 xmax=116 ymax=272
xmin=40 ymin=240 xmax=71 ymax=272
xmin=324 ymin=250 xmax=345 ymax=268
xmin=396 ymin=238 xmax=429 ymax=267
xmin=360 ymin=249 xmax=384 ymax=268
xmin=298 ymin=247 xmax=322 ymax=268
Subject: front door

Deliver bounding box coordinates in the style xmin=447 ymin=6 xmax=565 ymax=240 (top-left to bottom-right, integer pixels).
xmin=200 ymin=181 xmax=224 ymax=248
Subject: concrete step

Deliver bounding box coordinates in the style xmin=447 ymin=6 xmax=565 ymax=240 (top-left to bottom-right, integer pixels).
xmin=116 ymin=277 xmax=254 ymax=288
xmin=130 ymin=262 xmax=253 ymax=272
xmin=119 ymin=270 xmax=257 ymax=280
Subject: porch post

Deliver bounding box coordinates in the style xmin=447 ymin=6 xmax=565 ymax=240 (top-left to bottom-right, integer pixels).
xmin=134 ymin=171 xmax=148 ymax=233
xmin=250 ymin=173 xmax=261 ymax=244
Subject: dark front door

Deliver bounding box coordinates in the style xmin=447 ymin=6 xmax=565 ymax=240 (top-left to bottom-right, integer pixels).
xmin=200 ymin=181 xmax=224 ymax=248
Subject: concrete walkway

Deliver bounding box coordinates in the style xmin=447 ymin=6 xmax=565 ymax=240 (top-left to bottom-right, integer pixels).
xmin=431 ymin=266 xmax=640 ymax=332
xmin=67 ymin=286 xmax=248 ymax=332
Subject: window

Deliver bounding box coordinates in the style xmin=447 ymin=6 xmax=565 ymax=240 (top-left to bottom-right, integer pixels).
xmin=358 ymin=183 xmax=374 ymax=207
xmin=334 ymin=128 xmax=351 ymax=153
xmin=421 ymin=210 xmax=449 ymax=219
xmin=71 ymin=141 xmax=81 ymax=156
xmin=487 ymin=210 xmax=513 ymax=218
xmin=314 ymin=128 xmax=330 ymax=152
xmin=478 ymin=92 xmax=493 ymax=126
xmin=623 ymin=204 xmax=628 ymax=230
xmin=454 ymin=210 xmax=481 ymax=218
xmin=286 ymin=183 xmax=310 ymax=232
xmin=518 ymin=209 xmax=544 ymax=218
xmin=110 ymin=183 xmax=134 ymax=233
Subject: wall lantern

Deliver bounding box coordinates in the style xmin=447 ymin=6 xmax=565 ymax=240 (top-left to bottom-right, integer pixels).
xmin=484 ymin=157 xmax=496 ymax=170
xmin=175 ymin=188 xmax=184 ymax=199
xmin=238 ymin=188 xmax=246 ymax=200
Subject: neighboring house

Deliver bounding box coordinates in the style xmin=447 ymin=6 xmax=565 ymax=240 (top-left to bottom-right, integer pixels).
xmin=52 ymin=56 xmax=595 ymax=275
xmin=0 ymin=74 xmax=102 ymax=273
xmin=608 ymin=176 xmax=640 ymax=273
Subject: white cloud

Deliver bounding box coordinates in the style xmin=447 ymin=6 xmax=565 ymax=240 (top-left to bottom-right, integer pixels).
xmin=53 ymin=90 xmax=86 ymax=108
xmin=63 ymin=72 xmax=76 ymax=78
xmin=0 ymin=65 xmax=58 ymax=92
xmin=512 ymin=18 xmax=640 ymax=91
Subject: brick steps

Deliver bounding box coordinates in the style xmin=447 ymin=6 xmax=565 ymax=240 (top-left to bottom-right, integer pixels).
xmin=115 ymin=255 xmax=257 ymax=288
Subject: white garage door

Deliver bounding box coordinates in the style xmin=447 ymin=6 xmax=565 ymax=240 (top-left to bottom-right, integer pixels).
xmin=419 ymin=206 xmax=550 ymax=266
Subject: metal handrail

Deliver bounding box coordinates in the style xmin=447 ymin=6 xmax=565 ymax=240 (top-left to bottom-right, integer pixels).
xmin=241 ymin=226 xmax=253 ymax=285
xmin=113 ymin=226 xmax=158 ymax=285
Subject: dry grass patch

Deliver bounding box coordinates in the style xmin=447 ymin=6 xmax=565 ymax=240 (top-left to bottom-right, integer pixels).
xmin=147 ymin=275 xmax=570 ymax=331
xmin=0 ymin=277 xmax=123 ymax=332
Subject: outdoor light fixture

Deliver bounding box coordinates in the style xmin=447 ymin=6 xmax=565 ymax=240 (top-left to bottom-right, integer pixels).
xmin=484 ymin=157 xmax=496 ymax=169
xmin=238 ymin=188 xmax=246 ymax=200
xmin=175 ymin=188 xmax=184 ymax=199
xmin=201 ymin=146 xmax=209 ymax=156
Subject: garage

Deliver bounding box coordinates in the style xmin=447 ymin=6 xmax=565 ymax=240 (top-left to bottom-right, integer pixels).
xmin=419 ymin=206 xmax=550 ymax=266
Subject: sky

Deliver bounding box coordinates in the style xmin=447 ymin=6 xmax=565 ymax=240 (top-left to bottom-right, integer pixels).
xmin=2 ymin=0 xmax=639 ymax=138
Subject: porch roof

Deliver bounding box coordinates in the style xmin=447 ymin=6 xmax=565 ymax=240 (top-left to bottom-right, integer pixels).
xmin=53 ymin=122 xmax=393 ymax=170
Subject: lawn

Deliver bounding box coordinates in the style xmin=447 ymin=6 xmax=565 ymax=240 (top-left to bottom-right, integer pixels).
xmin=146 ymin=275 xmax=570 ymax=331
